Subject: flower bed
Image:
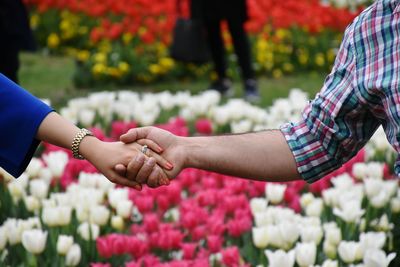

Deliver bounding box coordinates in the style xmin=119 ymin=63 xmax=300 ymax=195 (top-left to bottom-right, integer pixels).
xmin=23 ymin=0 xmax=371 ymax=86
xmin=0 ymin=88 xmax=399 ymax=266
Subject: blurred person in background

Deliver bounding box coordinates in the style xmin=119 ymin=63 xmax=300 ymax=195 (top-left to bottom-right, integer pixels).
xmin=191 ymin=0 xmax=260 ymax=102
xmin=0 ymin=0 xmax=36 ymax=83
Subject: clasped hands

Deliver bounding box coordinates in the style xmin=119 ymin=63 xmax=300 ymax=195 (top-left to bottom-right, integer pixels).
xmin=83 ymin=127 xmax=182 ymax=190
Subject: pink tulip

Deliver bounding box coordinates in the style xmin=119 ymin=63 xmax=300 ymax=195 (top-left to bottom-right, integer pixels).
xmin=110 ymin=121 xmax=137 ymax=140
xmin=195 ymin=118 xmax=213 ymax=135
xmin=96 ymin=237 xmax=113 ymax=258
xmin=221 ymin=246 xmax=240 ymax=266
xmin=132 ymin=196 xmax=154 ymax=213
xmin=143 ymin=214 xmax=160 ymax=233
xmin=181 ymin=243 xmax=197 ymax=260
xmin=191 ymin=225 xmax=207 ymax=241
xmin=227 ymin=216 xmax=252 ymax=237
xmin=207 ymin=235 xmax=223 ymax=253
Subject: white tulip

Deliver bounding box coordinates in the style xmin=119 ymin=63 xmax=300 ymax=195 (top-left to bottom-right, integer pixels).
xmin=22 ymin=229 xmax=47 ymax=254
xmin=364 ymin=178 xmax=384 ymax=198
xmin=78 ymin=172 xmax=98 ymax=188
xmin=231 ymin=119 xmax=253 ymax=133
xmin=384 ymin=180 xmax=398 ymax=197
xmin=42 ymin=206 xmax=72 ymax=227
xmin=111 ymin=215 xmax=125 ymax=231
xmin=58 ymin=206 xmax=72 ymax=226
xmin=333 ymin=200 xmax=365 ymax=223
xmin=116 ymin=200 xmax=133 ymax=219
xmin=252 ymin=226 xmax=268 ymax=248
xmin=265 ymin=249 xmax=295 ymax=267
xmin=352 ymin=163 xmax=368 ymax=180
xmin=24 ymin=195 xmax=40 ymax=212
xmin=26 ymin=158 xmax=44 ymax=178
xmin=321 ymin=259 xmax=338 ymax=267
xmin=57 ymin=235 xmax=74 ymax=255
xmin=77 ymin=222 xmax=100 ymax=241
xmin=29 ymin=179 xmax=49 ymax=199
xmin=300 ymin=193 xmax=315 ymax=208
xmin=254 ymin=211 xmax=273 ymax=227
xmin=51 ymin=193 xmax=71 ymax=206
xmin=7 ymin=180 xmax=26 ymax=202
xmin=301 ymin=225 xmax=323 ymax=245
xmin=107 ymin=188 xmax=129 ymax=209
xmin=371 ymin=213 xmax=394 ymax=232
xmin=366 ymin=162 xmax=384 ymax=179
xmin=39 ymin=168 xmax=53 ymax=184
xmin=305 ymin=198 xmax=324 ymax=217
xmin=363 ymin=249 xmax=396 ymax=267
xmin=322 ymin=188 xmax=340 ymax=207
xmin=325 ymin=226 xmax=341 ymax=245
xmin=41 ymin=199 xmax=57 ymax=209
xmin=90 ymin=205 xmax=110 ymax=226
xmin=267 ymin=225 xmax=284 ymax=249
xmin=65 ymin=244 xmax=81 ymax=266
xmin=338 ymin=241 xmax=362 ymax=264
xmin=0 ymin=226 xmax=7 ymax=250
xmin=250 ymin=198 xmax=268 ymax=214
xmin=295 ymin=242 xmax=317 ymax=267
xmin=323 ymin=240 xmax=337 ymax=259
xmin=78 ymin=109 xmax=96 ymax=127
xmin=360 ymin=232 xmax=386 ymax=253
xmin=6 ymin=219 xmax=23 ymax=245
xmin=370 ymin=190 xmax=390 ymax=208
xmin=265 ymin=183 xmax=286 ymax=204
xmin=391 ymin=197 xmax=400 ymax=213
xmin=75 ymin=206 xmax=89 ymax=222
xmin=331 ymin=174 xmax=354 ymax=189
xmin=278 ymin=221 xmax=300 ymax=248
xmin=42 ymin=151 xmax=69 ymax=178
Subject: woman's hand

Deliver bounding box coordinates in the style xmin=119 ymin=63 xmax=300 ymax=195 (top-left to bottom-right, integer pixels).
xmin=79 ymin=136 xmax=171 ymax=190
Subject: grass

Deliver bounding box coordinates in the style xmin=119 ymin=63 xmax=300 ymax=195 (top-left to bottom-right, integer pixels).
xmin=19 ymin=52 xmax=328 ymax=108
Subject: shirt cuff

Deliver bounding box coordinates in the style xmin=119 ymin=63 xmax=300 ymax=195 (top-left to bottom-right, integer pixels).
xmin=280 ymin=120 xmax=343 ymax=183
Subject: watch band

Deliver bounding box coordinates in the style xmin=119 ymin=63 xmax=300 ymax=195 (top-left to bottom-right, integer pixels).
xmin=71 ymin=128 xmax=94 ymax=159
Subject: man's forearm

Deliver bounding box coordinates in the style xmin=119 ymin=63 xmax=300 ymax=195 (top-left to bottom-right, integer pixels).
xmin=181 ymin=130 xmax=301 ymax=182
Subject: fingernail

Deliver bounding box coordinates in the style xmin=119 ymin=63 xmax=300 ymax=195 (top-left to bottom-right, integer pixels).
xmin=163 ymin=178 xmax=170 ymax=185
xmin=166 ymin=162 xmax=174 ymax=170
xmin=134 ymin=185 xmax=142 ymax=191
xmin=158 ymin=147 xmax=163 ymax=153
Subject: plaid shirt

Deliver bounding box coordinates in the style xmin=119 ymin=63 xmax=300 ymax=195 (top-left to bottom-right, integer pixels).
xmin=280 ymin=0 xmax=400 ymax=183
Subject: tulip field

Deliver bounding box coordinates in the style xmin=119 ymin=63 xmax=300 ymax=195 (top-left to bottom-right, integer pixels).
xmin=24 ymin=0 xmax=371 ymax=86
xmin=1 ymin=88 xmax=399 ymax=267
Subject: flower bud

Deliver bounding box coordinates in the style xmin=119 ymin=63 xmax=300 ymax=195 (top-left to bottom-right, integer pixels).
xmin=111 ymin=215 xmax=124 ymax=231
xmin=24 ymin=196 xmax=40 ymax=212
xmin=65 ymin=244 xmax=81 ymax=266
xmin=22 ymin=229 xmax=47 ymax=254
xmin=116 ymin=200 xmax=133 ymax=219
xmin=57 ymin=235 xmax=74 ymax=255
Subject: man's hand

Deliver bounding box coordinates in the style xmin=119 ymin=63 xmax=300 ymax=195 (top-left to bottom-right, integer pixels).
xmin=117 ymin=127 xmax=186 ymax=187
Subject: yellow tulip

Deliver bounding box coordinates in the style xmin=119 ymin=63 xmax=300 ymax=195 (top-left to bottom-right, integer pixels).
xmin=47 ymin=33 xmax=60 ymax=49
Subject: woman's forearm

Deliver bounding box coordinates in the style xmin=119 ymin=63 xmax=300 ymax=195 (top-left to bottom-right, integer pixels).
xmin=35 ymin=112 xmax=101 ymax=159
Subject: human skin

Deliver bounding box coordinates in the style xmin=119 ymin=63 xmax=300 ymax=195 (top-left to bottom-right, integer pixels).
xmin=118 ymin=126 xmax=301 ymax=186
xmin=35 ymin=112 xmax=171 ymax=189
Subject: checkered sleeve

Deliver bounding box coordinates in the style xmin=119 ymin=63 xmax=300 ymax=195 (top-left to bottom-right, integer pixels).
xmin=280 ymin=24 xmax=381 ymax=183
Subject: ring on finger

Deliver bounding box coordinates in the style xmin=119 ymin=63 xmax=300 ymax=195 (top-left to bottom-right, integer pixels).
xmin=141 ymin=144 xmax=148 ymax=156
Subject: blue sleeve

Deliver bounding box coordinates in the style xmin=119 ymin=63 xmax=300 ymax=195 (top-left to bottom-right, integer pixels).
xmin=0 ymin=74 xmax=54 ymax=177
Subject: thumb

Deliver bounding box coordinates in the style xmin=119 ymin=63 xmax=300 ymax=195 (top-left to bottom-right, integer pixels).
xmin=120 ymin=127 xmax=152 ymax=143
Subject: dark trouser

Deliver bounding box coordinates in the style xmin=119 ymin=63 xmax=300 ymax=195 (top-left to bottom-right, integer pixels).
xmin=0 ymin=44 xmax=19 ymax=83
xmin=204 ymin=17 xmax=254 ymax=81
